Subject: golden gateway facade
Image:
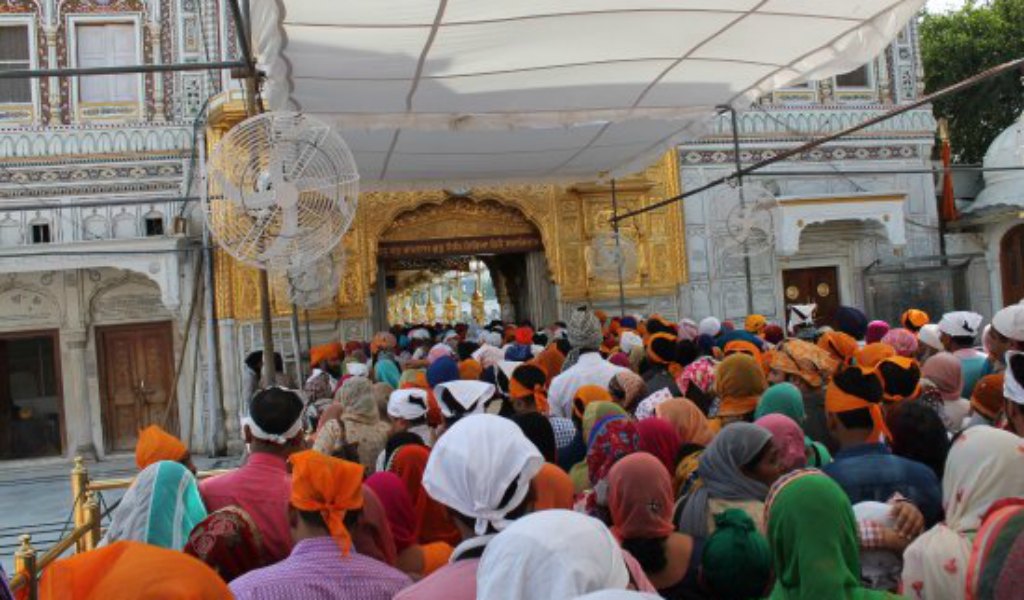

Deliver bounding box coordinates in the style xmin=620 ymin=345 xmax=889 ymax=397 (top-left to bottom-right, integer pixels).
xmin=208 ymin=98 xmax=690 ymax=339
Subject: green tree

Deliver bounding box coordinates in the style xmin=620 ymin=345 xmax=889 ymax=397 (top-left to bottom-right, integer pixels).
xmin=921 ymin=0 xmax=1024 ymax=163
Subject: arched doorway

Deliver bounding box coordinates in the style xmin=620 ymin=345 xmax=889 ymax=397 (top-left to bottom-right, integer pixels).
xmin=1002 ymin=224 xmax=1024 ymax=305
xmin=373 ymin=196 xmax=558 ymax=328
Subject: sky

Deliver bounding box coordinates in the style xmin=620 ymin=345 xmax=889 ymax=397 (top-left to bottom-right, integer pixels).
xmin=926 ymin=0 xmax=969 ymax=12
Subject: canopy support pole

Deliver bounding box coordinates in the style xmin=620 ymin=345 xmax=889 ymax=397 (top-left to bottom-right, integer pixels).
xmin=610 ymin=178 xmax=627 ymax=318
xmin=726 ymin=106 xmax=756 ymax=317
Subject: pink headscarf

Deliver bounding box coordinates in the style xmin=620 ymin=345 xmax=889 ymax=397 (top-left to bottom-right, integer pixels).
xmin=609 ymin=352 xmax=631 ymax=369
xmin=608 ymin=453 xmax=675 ymax=541
xmin=635 ymin=418 xmax=682 ymax=474
xmin=675 ymin=357 xmax=716 ymax=396
xmin=881 ymin=328 xmax=919 ymax=358
xmin=427 ymin=343 xmax=454 ymax=365
xmin=754 ymin=414 xmax=806 ymax=472
xmin=865 ymin=320 xmax=890 ymax=344
xmin=922 ymin=351 xmax=964 ymax=402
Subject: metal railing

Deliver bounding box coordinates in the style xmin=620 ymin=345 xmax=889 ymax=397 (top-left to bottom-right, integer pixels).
xmin=9 ymin=456 xmax=232 ymax=598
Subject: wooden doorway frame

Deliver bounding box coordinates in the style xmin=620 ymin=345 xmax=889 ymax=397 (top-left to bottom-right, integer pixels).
xmin=95 ymin=320 xmax=176 ymax=452
xmin=1000 ymin=223 xmax=1024 ymax=306
xmin=0 ymin=329 xmax=66 ymax=459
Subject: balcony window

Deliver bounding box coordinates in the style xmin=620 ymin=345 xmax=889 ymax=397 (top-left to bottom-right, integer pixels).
xmin=76 ymin=23 xmax=138 ymax=104
xmin=31 ymin=222 xmax=50 ymax=244
xmin=145 ymin=214 xmax=164 ymax=237
xmin=0 ymin=24 xmax=31 ymax=104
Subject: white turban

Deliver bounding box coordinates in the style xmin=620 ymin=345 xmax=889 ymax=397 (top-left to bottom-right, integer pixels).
xmin=387 ymin=389 xmax=429 ymax=421
xmin=619 ymin=331 xmax=643 ymax=355
xmin=477 ymin=510 xmax=630 ymax=600
xmin=423 ymin=414 xmax=542 ymax=536
xmin=698 ymin=317 xmax=721 ymax=337
xmin=938 ymin=311 xmax=984 ymax=338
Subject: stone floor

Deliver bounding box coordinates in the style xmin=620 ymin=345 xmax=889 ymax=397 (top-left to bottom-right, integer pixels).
xmin=0 ymin=453 xmax=240 ymax=576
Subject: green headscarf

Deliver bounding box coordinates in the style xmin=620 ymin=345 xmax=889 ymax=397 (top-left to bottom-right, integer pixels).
xmin=701 ymin=509 xmax=772 ymax=600
xmin=581 ymin=401 xmax=627 ymax=444
xmin=805 ymin=439 xmax=832 ymax=468
xmin=766 ymin=470 xmax=896 ymax=600
xmin=375 ymin=358 xmax=401 ymax=388
xmin=755 ymin=382 xmax=805 ymax=422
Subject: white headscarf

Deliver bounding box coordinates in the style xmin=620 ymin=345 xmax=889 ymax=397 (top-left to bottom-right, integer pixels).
xmin=423 ymin=414 xmax=542 ymax=536
xmin=433 ymin=381 xmax=495 ymax=417
xmin=1005 ymin=350 xmax=1024 ymax=405
xmin=387 ymin=389 xmax=429 ymax=420
xmin=938 ymin=311 xmax=984 ymax=338
xmin=476 ymin=510 xmax=630 ymax=600
xmin=918 ymin=323 xmax=944 ymax=352
xmin=901 ymin=426 xmax=1024 ymax=599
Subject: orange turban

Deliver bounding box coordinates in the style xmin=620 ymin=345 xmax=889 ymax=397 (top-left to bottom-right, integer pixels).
xmin=900 ymin=309 xmax=930 ymax=333
xmin=572 ymin=385 xmax=613 ymax=419
xmin=876 ymin=356 xmax=921 ymax=402
xmin=971 ymin=373 xmax=1006 ymax=421
xmin=817 ymin=331 xmax=859 ymax=366
xmin=531 ymin=345 xmax=565 ymax=386
xmin=310 ymin=342 xmax=343 ymax=367
xmin=458 ymin=358 xmax=483 ymax=381
xmin=289 ymin=450 xmax=364 ymax=554
xmin=825 ymin=366 xmax=890 ymax=442
xmin=594 ymin=310 xmax=609 ymax=326
xmin=745 ymin=314 xmax=767 ymax=336
xmin=855 ymin=343 xmax=896 ymax=369
xmin=135 ymin=425 xmax=187 ymax=470
xmin=37 ymin=541 xmax=231 ymax=600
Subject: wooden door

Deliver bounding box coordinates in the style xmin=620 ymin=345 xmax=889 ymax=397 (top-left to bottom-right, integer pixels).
xmin=783 ymin=266 xmax=840 ymax=329
xmin=97 ymin=322 xmax=176 ymax=452
xmin=1001 ymin=224 xmax=1024 ymax=306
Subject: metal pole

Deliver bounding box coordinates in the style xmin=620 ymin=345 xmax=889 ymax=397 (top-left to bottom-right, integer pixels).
xmin=613 ymin=56 xmax=1024 ymax=223
xmin=729 ymin=107 xmax=756 ymax=316
xmin=199 ymin=131 xmax=226 ymax=455
xmin=304 ymin=309 xmax=313 ymax=371
xmin=0 ymin=60 xmax=246 ymax=80
xmin=290 ymin=303 xmax=304 ymax=383
xmin=610 ymin=178 xmax=627 ymax=318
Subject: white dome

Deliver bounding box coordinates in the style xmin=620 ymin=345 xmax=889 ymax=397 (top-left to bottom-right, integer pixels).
xmin=969 ymin=112 xmax=1024 ymax=213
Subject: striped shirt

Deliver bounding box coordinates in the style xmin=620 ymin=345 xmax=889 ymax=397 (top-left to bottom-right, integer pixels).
xmin=229 ymin=537 xmax=412 ymax=600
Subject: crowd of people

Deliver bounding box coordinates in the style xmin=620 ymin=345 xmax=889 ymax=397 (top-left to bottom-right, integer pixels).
xmin=8 ymin=301 xmax=1024 ymax=599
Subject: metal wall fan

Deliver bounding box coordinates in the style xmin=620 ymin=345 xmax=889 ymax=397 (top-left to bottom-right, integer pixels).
xmin=709 ymin=182 xmax=777 ymax=258
xmin=203 ymin=111 xmax=359 ymax=271
xmin=589 ymin=231 xmax=639 ymax=282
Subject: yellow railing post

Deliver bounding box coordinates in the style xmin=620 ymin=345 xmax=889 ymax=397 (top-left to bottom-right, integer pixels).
xmin=70 ymin=456 xmax=88 ymax=553
xmin=83 ymin=491 xmax=101 ymax=552
xmin=14 ymin=534 xmax=38 ymax=600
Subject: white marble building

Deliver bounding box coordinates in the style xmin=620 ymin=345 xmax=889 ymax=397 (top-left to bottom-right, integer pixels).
xmin=0 ymin=0 xmax=236 ymax=461
xmin=677 ymin=22 xmax=945 ymax=329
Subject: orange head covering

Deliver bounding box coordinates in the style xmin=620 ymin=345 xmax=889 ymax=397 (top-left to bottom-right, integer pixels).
xmin=458 ymin=358 xmax=483 ymax=381
xmin=289 ymin=450 xmax=364 ymax=554
xmin=310 ymin=342 xmax=343 ymax=367
xmin=135 ymin=424 xmax=188 ymax=470
xmin=655 ymin=398 xmax=715 ymax=446
xmin=817 ymin=331 xmax=859 ymax=366
xmin=647 ymin=333 xmax=683 ymax=378
xmin=855 ymin=342 xmax=896 ymax=369
xmin=876 ymin=356 xmax=922 ymax=402
xmin=594 ymin=310 xmax=609 ymax=327
xmin=900 ymin=309 xmax=930 ymax=333
xmin=389 ymin=445 xmax=459 ymax=546
xmin=971 ymin=373 xmax=1006 ymax=421
xmin=714 ymin=353 xmax=768 ymax=418
xmin=769 ymin=338 xmax=839 ymax=389
xmin=531 ymin=345 xmax=565 ymax=386
xmin=509 ymin=365 xmax=550 ymax=414
xmin=724 ymin=340 xmax=764 ymax=364
xmin=531 ymin=462 xmax=575 ymax=511
xmin=572 ymin=385 xmax=614 ymax=419
xmin=37 ymin=540 xmax=231 ymax=600
xmin=825 ymin=365 xmax=890 ymax=442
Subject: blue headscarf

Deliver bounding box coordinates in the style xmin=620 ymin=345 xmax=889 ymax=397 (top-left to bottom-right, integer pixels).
xmin=375 ymin=358 xmax=401 ymax=388
xmin=426 ymin=355 xmax=459 ymax=387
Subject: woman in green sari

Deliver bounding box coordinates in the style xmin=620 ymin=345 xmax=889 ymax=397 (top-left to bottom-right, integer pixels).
xmin=764 ymin=469 xmax=899 ymax=599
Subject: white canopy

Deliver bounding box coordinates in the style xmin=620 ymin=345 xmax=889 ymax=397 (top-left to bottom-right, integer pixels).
xmin=252 ymin=0 xmax=925 ymax=189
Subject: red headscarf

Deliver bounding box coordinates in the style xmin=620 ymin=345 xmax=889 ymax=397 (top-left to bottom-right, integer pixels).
xmin=364 ymin=472 xmax=418 ymax=552
xmin=635 ymin=417 xmax=682 ymax=475
xmin=389 ymin=444 xmax=460 ymax=546
xmin=183 ymin=507 xmax=270 ymax=583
